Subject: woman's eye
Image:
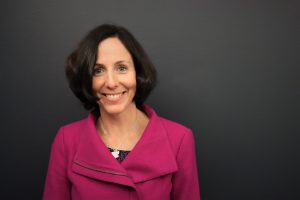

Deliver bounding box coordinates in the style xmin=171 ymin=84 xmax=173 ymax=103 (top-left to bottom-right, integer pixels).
xmin=93 ymin=66 xmax=104 ymax=75
xmin=117 ymin=65 xmax=128 ymax=73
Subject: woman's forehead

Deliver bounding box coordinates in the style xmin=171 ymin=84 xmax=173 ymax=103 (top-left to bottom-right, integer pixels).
xmin=96 ymin=37 xmax=133 ymax=64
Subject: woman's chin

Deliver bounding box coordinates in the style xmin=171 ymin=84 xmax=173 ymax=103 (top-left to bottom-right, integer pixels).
xmin=103 ymin=108 xmax=123 ymax=115
xmin=100 ymin=103 xmax=133 ymax=116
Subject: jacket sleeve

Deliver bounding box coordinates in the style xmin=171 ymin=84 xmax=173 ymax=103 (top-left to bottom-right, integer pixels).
xmin=171 ymin=129 xmax=201 ymax=200
xmin=43 ymin=127 xmax=71 ymax=200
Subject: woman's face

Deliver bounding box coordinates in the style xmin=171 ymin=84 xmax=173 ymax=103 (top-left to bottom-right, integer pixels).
xmin=92 ymin=37 xmax=136 ymax=115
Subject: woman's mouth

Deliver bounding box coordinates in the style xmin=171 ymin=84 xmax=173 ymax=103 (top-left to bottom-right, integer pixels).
xmin=101 ymin=91 xmax=126 ymax=101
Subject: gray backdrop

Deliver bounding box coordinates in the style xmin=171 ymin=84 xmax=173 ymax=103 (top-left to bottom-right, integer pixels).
xmin=0 ymin=0 xmax=299 ymax=199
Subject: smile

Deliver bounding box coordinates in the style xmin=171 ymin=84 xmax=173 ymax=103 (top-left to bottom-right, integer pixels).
xmin=102 ymin=91 xmax=126 ymax=101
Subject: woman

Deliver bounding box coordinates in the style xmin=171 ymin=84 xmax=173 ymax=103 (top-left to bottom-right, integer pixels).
xmin=43 ymin=24 xmax=200 ymax=200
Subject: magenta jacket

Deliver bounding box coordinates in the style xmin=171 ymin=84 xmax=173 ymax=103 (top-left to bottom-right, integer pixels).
xmin=43 ymin=106 xmax=200 ymax=200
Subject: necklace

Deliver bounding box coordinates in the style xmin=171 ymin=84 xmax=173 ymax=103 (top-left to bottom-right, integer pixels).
xmin=98 ymin=110 xmax=138 ymax=159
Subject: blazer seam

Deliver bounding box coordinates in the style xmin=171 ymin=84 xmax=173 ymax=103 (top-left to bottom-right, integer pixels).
xmin=73 ymin=160 xmax=129 ymax=177
xmin=61 ymin=127 xmax=67 ymax=165
xmin=160 ymin=118 xmax=177 ymax=158
xmin=175 ymin=129 xmax=190 ymax=160
xmin=60 ymin=126 xmax=71 ymax=199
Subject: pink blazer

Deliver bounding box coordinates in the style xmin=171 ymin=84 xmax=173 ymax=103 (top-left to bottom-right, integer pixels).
xmin=43 ymin=106 xmax=200 ymax=200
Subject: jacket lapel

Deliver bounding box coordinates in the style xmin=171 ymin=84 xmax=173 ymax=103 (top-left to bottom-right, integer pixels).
xmin=72 ymin=106 xmax=178 ymax=187
xmin=122 ymin=106 xmax=178 ymax=183
xmin=72 ymin=112 xmax=136 ymax=188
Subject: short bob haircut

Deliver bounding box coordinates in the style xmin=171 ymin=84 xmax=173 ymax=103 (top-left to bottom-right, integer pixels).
xmin=65 ymin=24 xmax=157 ymax=112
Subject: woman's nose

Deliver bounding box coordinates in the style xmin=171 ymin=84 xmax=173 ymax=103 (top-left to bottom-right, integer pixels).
xmin=105 ymin=72 xmax=118 ymax=89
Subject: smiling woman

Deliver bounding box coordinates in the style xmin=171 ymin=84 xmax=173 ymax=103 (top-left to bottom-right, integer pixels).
xmin=43 ymin=24 xmax=200 ymax=200
xmin=92 ymin=37 xmax=137 ymax=116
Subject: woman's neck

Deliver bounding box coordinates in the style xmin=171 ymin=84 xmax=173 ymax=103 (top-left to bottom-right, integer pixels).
xmin=96 ymin=104 xmax=149 ymax=151
xmin=98 ymin=104 xmax=138 ymax=138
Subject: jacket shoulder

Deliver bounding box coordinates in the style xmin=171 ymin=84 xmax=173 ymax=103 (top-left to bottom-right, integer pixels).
xmin=55 ymin=117 xmax=88 ymax=147
xmin=157 ymin=117 xmax=195 ymax=158
xmin=61 ymin=118 xmax=87 ymax=134
xmin=159 ymin=117 xmax=192 ymax=135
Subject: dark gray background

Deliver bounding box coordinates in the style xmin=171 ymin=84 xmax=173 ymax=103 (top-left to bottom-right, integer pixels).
xmin=0 ymin=0 xmax=299 ymax=199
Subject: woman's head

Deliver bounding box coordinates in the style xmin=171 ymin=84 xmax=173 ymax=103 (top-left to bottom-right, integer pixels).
xmin=66 ymin=24 xmax=157 ymax=111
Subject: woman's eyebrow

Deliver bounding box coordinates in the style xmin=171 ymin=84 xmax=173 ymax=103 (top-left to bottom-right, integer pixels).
xmin=94 ymin=60 xmax=132 ymax=66
xmin=94 ymin=63 xmax=104 ymax=67
xmin=115 ymin=60 xmax=132 ymax=65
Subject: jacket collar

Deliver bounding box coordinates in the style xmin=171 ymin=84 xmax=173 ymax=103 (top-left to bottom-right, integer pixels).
xmin=72 ymin=105 xmax=178 ymax=188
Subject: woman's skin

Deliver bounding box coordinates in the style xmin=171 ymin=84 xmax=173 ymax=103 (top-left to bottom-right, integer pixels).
xmin=93 ymin=37 xmax=149 ymax=151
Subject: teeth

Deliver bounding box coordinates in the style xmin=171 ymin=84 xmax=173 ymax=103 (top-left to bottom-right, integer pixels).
xmin=105 ymin=93 xmax=122 ymax=100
